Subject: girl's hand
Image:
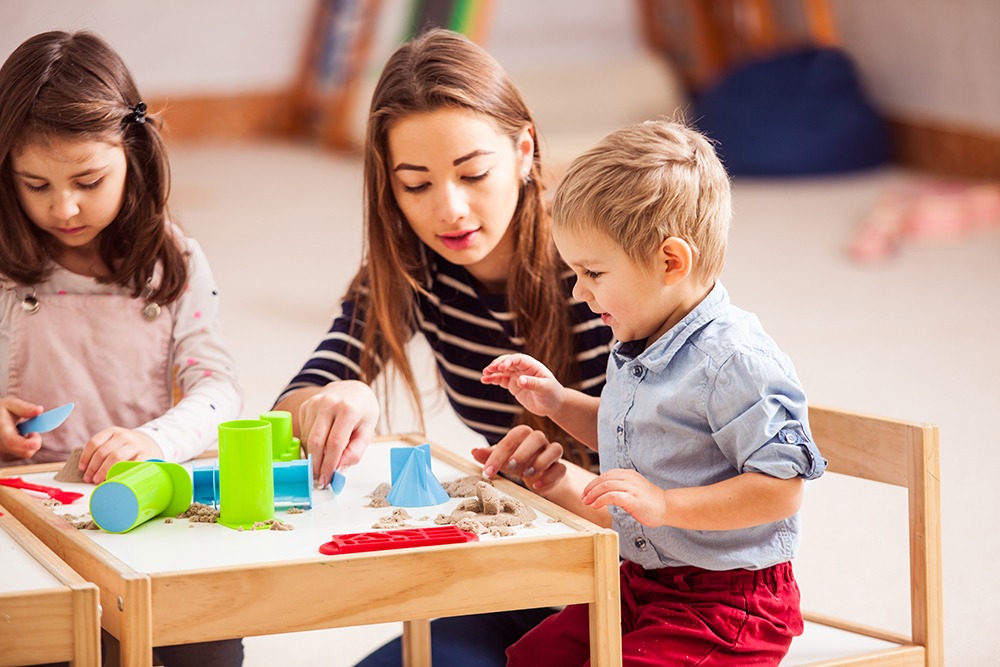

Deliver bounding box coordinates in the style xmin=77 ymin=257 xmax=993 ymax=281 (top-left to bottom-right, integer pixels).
xmin=80 ymin=428 xmax=164 ymax=484
xmin=298 ymin=380 xmax=379 ymax=489
xmin=471 ymin=424 xmax=566 ymax=493
xmin=0 ymin=396 xmax=44 ymax=462
xmin=582 ymin=468 xmax=668 ymax=527
xmin=481 ymin=354 xmax=565 ymax=418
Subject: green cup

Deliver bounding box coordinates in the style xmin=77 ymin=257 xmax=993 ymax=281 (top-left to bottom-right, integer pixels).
xmin=260 ymin=410 xmax=300 ymax=461
xmin=90 ymin=461 xmax=192 ymax=533
xmin=218 ymin=419 xmax=275 ymax=530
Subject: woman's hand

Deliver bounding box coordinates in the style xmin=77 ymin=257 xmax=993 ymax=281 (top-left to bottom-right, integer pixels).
xmin=471 ymin=424 xmax=566 ymax=493
xmin=481 ymin=353 xmax=565 ymax=418
xmin=298 ymin=380 xmax=379 ymax=489
xmin=80 ymin=428 xmax=164 ymax=484
xmin=0 ymin=396 xmax=43 ymax=462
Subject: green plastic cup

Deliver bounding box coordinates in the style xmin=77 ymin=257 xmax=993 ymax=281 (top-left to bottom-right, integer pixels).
xmin=260 ymin=410 xmax=300 ymax=461
xmin=90 ymin=461 xmax=192 ymax=533
xmin=218 ymin=419 xmax=275 ymax=530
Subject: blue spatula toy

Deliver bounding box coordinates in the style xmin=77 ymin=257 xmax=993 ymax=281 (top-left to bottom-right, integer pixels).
xmin=17 ymin=402 xmax=75 ymax=435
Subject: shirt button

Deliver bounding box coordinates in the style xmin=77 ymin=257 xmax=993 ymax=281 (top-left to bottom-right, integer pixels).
xmin=634 ymin=537 xmax=647 ymax=549
xmin=784 ymin=431 xmax=797 ymax=444
xmin=616 ymin=425 xmax=624 ymax=436
xmin=632 ymin=366 xmax=643 ymax=377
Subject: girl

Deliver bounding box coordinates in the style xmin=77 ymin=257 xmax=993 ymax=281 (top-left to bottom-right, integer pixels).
xmin=0 ymin=31 xmax=243 ymax=665
xmin=273 ymin=29 xmax=614 ymax=667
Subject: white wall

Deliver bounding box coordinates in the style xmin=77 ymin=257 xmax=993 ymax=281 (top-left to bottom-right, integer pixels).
xmin=1 ymin=0 xmax=314 ymax=96
xmin=834 ymin=0 xmax=1000 ymax=132
xmin=3 ymin=1 xmax=997 ymax=134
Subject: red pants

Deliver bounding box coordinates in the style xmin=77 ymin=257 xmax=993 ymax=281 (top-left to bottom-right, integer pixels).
xmin=507 ymin=559 xmax=802 ymax=666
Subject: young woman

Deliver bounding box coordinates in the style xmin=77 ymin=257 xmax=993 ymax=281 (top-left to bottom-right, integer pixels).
xmin=273 ymin=29 xmax=613 ymax=666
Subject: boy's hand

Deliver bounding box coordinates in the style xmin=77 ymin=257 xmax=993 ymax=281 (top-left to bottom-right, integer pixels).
xmin=582 ymin=468 xmax=668 ymax=527
xmin=481 ymin=353 xmax=565 ymax=418
xmin=472 ymin=424 xmax=567 ymax=492
xmin=0 ymin=396 xmax=44 ymax=461
xmin=80 ymin=428 xmax=164 ymax=484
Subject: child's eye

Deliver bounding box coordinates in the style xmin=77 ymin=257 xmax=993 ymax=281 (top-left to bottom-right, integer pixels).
xmin=584 ymin=270 xmax=602 ymax=280
xmin=21 ymin=182 xmax=48 ymax=193
xmin=78 ymin=178 xmax=104 ymax=190
xmin=400 ymin=182 xmax=430 ymax=194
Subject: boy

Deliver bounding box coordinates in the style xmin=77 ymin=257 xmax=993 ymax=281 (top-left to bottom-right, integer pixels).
xmin=481 ymin=120 xmax=826 ymax=665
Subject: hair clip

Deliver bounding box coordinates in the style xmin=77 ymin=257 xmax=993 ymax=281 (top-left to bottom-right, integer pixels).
xmin=125 ymin=101 xmax=147 ymax=125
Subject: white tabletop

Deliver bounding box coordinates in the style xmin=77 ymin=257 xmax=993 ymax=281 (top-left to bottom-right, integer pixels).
xmin=20 ymin=438 xmax=576 ymax=574
xmin=0 ymin=515 xmax=62 ymax=592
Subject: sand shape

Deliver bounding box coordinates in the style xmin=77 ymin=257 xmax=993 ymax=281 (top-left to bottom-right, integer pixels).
xmin=434 ymin=481 xmax=536 ymax=535
xmin=176 ymin=502 xmax=220 ymax=523
xmin=53 ymin=448 xmax=86 ymax=483
xmin=366 ymin=482 xmax=393 ymax=508
xmin=61 ymin=513 xmax=99 ymax=530
xmin=373 ymin=508 xmax=412 ymax=529
xmin=441 ymin=474 xmax=486 ymax=498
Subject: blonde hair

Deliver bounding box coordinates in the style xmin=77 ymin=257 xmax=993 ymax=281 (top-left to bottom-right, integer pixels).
xmin=552 ymin=119 xmax=732 ymax=282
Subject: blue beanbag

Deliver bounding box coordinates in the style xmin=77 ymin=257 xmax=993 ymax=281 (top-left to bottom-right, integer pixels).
xmin=692 ymin=47 xmax=891 ymax=176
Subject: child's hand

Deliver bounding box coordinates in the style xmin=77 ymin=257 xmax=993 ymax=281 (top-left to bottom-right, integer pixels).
xmin=471 ymin=424 xmax=566 ymax=492
xmin=298 ymin=380 xmax=379 ymax=489
xmin=79 ymin=427 xmax=163 ymax=484
xmin=481 ymin=354 xmax=565 ymax=418
xmin=581 ymin=468 xmax=668 ymax=527
xmin=0 ymin=396 xmax=44 ymax=461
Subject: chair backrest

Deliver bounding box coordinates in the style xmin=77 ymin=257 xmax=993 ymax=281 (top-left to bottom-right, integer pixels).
xmin=806 ymin=405 xmax=943 ymax=667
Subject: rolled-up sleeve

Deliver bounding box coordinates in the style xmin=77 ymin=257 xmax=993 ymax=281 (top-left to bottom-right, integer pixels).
xmin=709 ymin=350 xmax=827 ymax=481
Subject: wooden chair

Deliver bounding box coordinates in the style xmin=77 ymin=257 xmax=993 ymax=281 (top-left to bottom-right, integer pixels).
xmin=784 ymin=406 xmax=944 ymax=666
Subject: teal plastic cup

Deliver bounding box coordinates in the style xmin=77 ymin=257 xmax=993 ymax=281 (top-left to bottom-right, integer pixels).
xmin=260 ymin=410 xmax=300 ymax=461
xmin=218 ymin=419 xmax=275 ymax=529
xmin=90 ymin=461 xmax=192 ymax=534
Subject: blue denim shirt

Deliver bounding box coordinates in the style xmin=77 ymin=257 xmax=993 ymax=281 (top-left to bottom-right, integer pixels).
xmin=598 ymin=282 xmax=826 ymax=571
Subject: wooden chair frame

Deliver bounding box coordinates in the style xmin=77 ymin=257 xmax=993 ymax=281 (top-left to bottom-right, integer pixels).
xmin=793 ymin=405 xmax=943 ymax=666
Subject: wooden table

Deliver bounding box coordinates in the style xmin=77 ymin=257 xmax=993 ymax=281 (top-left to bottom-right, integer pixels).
xmin=0 ymin=500 xmax=101 ymax=667
xmin=0 ymin=436 xmax=621 ymax=666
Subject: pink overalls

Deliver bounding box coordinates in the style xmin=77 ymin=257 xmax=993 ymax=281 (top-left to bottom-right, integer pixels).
xmin=6 ymin=289 xmax=172 ymax=463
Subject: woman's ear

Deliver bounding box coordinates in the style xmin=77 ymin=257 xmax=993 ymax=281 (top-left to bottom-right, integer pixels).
xmin=659 ymin=237 xmax=694 ymax=285
xmin=517 ymin=125 xmax=535 ymax=177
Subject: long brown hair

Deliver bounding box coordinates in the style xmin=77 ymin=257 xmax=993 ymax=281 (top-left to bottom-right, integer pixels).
xmin=356 ymin=29 xmax=582 ymax=458
xmin=0 ymin=30 xmax=186 ymax=304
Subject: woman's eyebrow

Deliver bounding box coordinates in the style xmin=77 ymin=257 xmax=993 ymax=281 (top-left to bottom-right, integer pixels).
xmin=393 ymin=162 xmax=427 ymax=173
xmin=392 ymin=149 xmax=495 ymax=173
xmin=453 ymin=149 xmax=493 ymax=166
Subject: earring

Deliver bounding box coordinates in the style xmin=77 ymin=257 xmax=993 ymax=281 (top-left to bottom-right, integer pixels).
xmin=521 ymin=165 xmax=532 ymax=185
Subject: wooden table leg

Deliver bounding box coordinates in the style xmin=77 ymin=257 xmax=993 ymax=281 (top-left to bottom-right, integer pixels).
xmin=589 ymin=531 xmax=622 ymax=666
xmin=118 ymin=578 xmax=153 ymax=667
xmin=402 ymin=618 xmax=432 ymax=667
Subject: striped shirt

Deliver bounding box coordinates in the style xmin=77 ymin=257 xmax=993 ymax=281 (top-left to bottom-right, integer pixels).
xmin=278 ymin=257 xmax=613 ymax=444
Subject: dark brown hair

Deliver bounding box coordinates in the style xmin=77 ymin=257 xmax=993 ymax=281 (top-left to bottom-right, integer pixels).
xmin=356 ymin=29 xmax=582 ymax=459
xmin=0 ymin=30 xmax=186 ymax=304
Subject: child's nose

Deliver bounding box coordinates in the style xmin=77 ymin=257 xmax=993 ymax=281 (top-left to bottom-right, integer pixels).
xmin=51 ymin=190 xmax=80 ymax=221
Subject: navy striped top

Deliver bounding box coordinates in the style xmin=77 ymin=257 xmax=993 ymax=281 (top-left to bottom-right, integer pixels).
xmin=278 ymin=256 xmax=614 ymax=444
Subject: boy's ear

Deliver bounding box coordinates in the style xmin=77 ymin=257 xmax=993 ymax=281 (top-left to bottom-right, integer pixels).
xmin=659 ymin=237 xmax=693 ymax=285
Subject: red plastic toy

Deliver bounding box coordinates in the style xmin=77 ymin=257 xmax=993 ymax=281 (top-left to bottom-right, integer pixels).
xmin=319 ymin=525 xmax=478 ymax=555
xmin=0 ymin=477 xmax=83 ymax=504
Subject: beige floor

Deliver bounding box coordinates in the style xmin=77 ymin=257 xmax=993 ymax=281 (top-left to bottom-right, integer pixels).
xmin=168 ymin=138 xmax=999 ymax=665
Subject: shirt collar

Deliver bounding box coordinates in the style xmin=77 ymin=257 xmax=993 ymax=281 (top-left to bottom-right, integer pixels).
xmin=612 ymin=281 xmax=730 ymax=371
